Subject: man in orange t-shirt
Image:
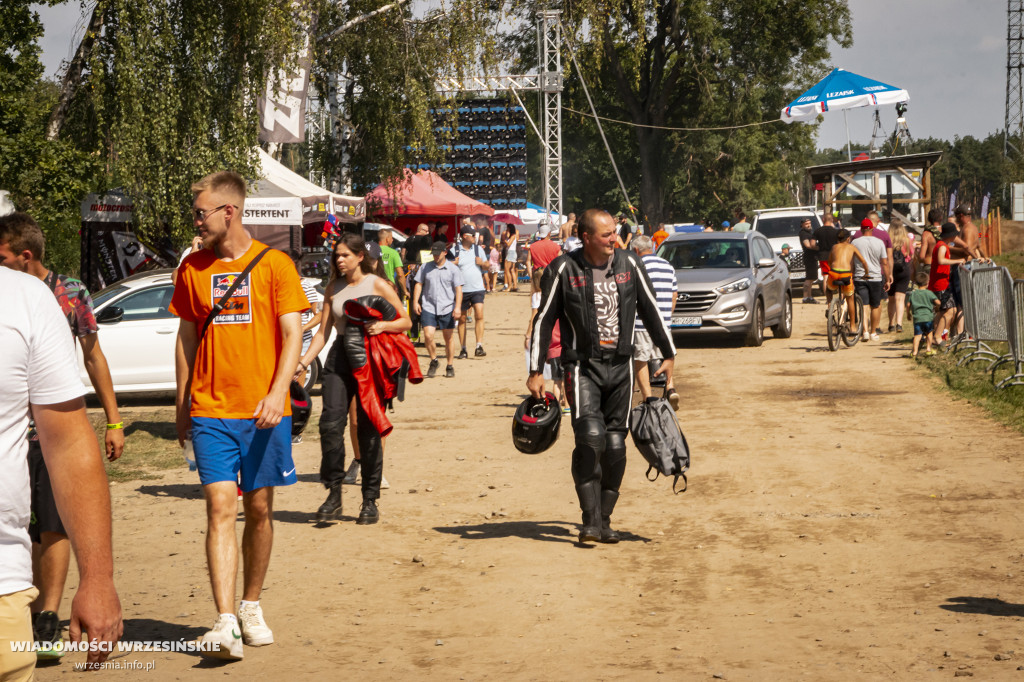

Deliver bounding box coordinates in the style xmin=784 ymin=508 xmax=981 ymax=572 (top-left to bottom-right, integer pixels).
xmin=651 ymin=223 xmax=670 ymax=248
xmin=170 ymin=171 xmax=307 ymax=661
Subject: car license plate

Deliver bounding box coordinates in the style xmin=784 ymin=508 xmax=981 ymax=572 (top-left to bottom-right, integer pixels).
xmin=673 ymin=316 xmax=701 ymax=327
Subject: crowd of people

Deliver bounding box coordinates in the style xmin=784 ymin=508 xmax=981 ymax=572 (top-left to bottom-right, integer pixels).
xmin=0 ymin=174 xmax=681 ymax=674
xmin=5 ymin=166 xmax=993 ymax=676
xmin=801 ymin=205 xmax=988 ymax=352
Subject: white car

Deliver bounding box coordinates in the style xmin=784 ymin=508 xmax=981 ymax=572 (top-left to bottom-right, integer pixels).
xmin=750 ymin=206 xmax=823 ymax=286
xmin=80 ymin=269 xmax=333 ymax=394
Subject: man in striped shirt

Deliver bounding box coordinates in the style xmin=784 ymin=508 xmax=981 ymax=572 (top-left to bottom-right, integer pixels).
xmin=631 ymin=236 xmax=679 ymax=409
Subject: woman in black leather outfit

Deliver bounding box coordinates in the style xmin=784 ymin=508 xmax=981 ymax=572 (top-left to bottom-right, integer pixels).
xmin=296 ymin=233 xmax=410 ymax=525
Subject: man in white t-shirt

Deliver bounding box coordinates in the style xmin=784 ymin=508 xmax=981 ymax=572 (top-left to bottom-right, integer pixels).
xmin=0 ymin=268 xmax=122 ymax=675
xmin=851 ymin=220 xmax=891 ymax=342
xmin=450 ymin=225 xmax=488 ymax=359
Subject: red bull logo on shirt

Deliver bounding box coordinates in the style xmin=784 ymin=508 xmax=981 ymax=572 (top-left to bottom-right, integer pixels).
xmin=210 ymin=272 xmax=252 ymax=324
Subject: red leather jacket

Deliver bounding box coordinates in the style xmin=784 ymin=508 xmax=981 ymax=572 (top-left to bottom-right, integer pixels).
xmin=342 ymin=297 xmax=422 ymax=437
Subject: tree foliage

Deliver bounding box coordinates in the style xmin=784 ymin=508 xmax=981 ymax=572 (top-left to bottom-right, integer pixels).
xmin=0 ymin=0 xmax=100 ymax=274
xmin=307 ymin=0 xmax=499 ymax=196
xmin=503 ymin=0 xmax=851 ymax=225
xmin=67 ymin=0 xmax=310 ymax=245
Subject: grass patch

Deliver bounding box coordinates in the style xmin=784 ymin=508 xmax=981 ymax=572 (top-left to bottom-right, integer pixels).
xmin=87 ymin=403 xmax=323 ymax=482
xmin=89 ymin=408 xmax=185 ymax=482
xmin=994 ymin=251 xmax=1024 ymax=280
xmin=910 ymin=341 xmax=1024 ymax=435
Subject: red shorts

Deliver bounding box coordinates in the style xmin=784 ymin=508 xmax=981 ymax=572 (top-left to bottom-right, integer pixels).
xmin=819 ymin=260 xmax=830 ymax=277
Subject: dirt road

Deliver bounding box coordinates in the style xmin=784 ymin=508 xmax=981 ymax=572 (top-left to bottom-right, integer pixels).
xmin=40 ymin=293 xmax=1024 ymax=680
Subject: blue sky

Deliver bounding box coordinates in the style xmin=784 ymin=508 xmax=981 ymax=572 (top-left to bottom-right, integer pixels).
xmin=33 ymin=1 xmax=1006 ymax=151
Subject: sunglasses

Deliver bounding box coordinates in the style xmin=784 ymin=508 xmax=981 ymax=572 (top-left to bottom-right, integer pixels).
xmin=192 ymin=204 xmax=237 ymax=221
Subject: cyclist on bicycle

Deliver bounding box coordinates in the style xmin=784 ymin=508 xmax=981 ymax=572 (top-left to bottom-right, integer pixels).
xmin=826 ymin=229 xmax=869 ymax=329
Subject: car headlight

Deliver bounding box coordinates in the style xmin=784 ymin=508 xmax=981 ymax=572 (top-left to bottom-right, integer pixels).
xmin=716 ymin=277 xmax=751 ymax=295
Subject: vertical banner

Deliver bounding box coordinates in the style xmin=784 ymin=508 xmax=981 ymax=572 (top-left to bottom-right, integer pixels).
xmin=258 ymin=10 xmax=316 ymax=144
xmin=980 ymin=180 xmax=994 ymax=220
xmin=947 ymin=179 xmax=961 ymax=217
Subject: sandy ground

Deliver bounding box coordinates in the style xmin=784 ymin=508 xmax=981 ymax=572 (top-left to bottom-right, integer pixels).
xmin=37 ymin=291 xmax=1024 ymax=681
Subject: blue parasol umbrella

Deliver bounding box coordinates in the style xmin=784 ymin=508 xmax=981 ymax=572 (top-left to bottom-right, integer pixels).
xmin=781 ymin=68 xmax=910 ymax=159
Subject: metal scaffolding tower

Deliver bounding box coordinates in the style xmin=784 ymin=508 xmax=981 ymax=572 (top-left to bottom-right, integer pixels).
xmin=1007 ymin=0 xmax=1024 ymax=158
xmin=436 ymin=11 xmax=563 ymax=217
xmin=537 ymin=11 xmax=563 ymax=219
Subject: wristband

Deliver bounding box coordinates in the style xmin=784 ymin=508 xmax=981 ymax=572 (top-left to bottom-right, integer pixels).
xmin=106 ymin=422 xmax=124 ymax=430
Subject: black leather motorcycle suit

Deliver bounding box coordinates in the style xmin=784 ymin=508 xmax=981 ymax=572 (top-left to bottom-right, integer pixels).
xmin=527 ymin=247 xmax=675 ymax=516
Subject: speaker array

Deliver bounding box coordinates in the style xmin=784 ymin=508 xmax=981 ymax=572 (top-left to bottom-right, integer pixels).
xmin=406 ymin=98 xmax=529 ymax=209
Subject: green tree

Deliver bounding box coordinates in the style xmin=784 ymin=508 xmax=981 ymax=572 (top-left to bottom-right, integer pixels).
xmin=0 ymin=1 xmax=100 ymax=275
xmin=307 ymin=0 xmax=498 ymax=197
xmin=61 ymin=0 xmax=311 ymax=245
xmin=504 ymin=0 xmax=851 ymax=225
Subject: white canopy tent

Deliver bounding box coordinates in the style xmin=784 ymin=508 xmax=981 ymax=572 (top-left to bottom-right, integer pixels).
xmin=249 ymin=147 xmax=365 ymax=223
xmin=244 ymin=148 xmax=366 ymax=265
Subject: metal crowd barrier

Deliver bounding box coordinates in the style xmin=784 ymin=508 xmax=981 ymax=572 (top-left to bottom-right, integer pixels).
xmin=991 ymin=279 xmax=1024 ymax=389
xmin=957 ymin=266 xmax=1012 ymax=369
xmin=947 ymin=264 xmax=976 ymax=353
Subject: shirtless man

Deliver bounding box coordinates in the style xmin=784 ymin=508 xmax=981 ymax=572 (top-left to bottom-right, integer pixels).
xmin=826 ymin=229 xmax=869 ymax=328
xmin=946 ymin=204 xmax=990 ymax=335
xmin=951 ymin=204 xmax=987 ymax=262
xmin=916 ymin=208 xmax=943 ymax=282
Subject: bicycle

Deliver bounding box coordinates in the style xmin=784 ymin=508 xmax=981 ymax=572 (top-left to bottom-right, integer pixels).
xmin=826 ymin=292 xmax=864 ymax=351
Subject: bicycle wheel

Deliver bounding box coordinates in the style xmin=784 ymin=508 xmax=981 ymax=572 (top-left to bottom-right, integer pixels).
xmin=826 ymin=297 xmax=841 ymax=351
xmin=842 ymin=294 xmax=864 ymax=347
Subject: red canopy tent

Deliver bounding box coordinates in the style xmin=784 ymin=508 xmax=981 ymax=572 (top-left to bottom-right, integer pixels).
xmin=367 ymin=169 xmax=494 ymax=241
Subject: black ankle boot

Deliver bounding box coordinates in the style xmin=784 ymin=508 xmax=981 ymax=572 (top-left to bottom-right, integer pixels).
xmin=600 ymin=490 xmax=620 ymax=544
xmin=356 ymin=499 xmax=379 ymax=525
xmin=575 ymin=483 xmax=602 ymax=543
xmin=316 ymin=484 xmax=342 ymax=522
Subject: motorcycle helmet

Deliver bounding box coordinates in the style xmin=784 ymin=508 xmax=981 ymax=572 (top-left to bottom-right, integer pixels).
xmin=290 ymin=381 xmax=311 ymax=437
xmin=511 ymin=392 xmax=561 ymax=454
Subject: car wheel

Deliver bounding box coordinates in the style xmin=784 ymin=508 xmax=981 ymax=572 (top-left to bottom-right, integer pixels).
xmin=745 ymin=298 xmax=764 ymax=347
xmin=303 ymin=357 xmax=321 ymax=393
xmin=771 ymin=295 xmax=793 ymax=338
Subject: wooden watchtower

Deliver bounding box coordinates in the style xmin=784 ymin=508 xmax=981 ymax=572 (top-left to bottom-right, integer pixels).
xmin=805 ymin=151 xmax=944 ymax=229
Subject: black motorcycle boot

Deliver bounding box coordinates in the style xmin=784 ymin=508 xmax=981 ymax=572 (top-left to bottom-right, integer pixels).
xmin=575 ymin=482 xmax=602 ymax=543
xmin=357 ymin=498 xmax=380 ymax=525
xmin=316 ymin=483 xmax=342 ymax=522
xmin=599 ymin=490 xmax=621 ymax=544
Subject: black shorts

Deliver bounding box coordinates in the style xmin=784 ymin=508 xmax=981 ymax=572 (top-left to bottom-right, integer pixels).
xmin=854 ymin=280 xmax=884 ymax=309
xmin=461 ymin=291 xmax=485 ymax=310
xmin=547 ymin=356 xmax=563 ymax=377
xmin=938 ymin=287 xmax=957 ymax=310
xmin=888 ymin=276 xmax=910 ymax=296
xmin=28 ymin=440 xmax=66 ymax=542
xmin=950 ymin=268 xmax=963 ymax=307
xmin=802 ymin=254 xmax=818 ymax=282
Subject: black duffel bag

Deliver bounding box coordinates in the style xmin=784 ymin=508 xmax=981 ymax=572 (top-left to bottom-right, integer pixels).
xmin=629 ymin=397 xmax=690 ymax=493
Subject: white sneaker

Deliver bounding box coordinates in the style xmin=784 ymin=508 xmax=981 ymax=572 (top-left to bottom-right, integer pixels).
xmin=237 ymin=603 xmax=274 ymax=646
xmin=870 ymin=333 xmax=880 ymax=341
xmin=380 ymin=475 xmax=390 ymax=490
xmin=199 ymin=615 xmax=244 ymax=661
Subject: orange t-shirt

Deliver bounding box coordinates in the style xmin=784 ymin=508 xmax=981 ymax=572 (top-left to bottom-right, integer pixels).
xmin=652 ymin=229 xmax=669 ymax=248
xmin=170 ymin=240 xmax=308 ymax=419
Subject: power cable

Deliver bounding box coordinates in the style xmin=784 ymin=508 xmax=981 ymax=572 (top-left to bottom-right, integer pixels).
xmin=563 ymin=106 xmax=783 ymax=132
xmin=559 ymin=22 xmax=637 ymax=222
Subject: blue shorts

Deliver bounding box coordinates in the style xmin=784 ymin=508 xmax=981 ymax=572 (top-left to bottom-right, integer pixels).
xmin=191 ymin=417 xmax=297 ymax=492
xmin=913 ymin=320 xmax=934 ymax=337
xmin=421 ymin=310 xmax=455 ymax=330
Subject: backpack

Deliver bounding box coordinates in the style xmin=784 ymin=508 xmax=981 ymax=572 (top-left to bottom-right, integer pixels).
xmin=629 ymin=397 xmax=690 ymax=493
xmin=892 ymin=247 xmax=908 ymax=279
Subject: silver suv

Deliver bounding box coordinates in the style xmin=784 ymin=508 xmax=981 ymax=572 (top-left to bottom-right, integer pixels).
xmin=657 ymin=231 xmax=793 ymax=346
xmin=750 ymin=206 xmax=823 ymax=286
